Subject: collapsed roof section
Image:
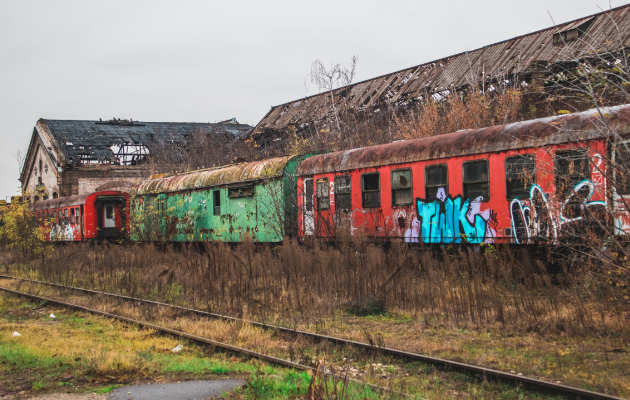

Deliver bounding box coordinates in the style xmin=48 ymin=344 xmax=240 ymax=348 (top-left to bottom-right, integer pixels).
xmin=36 ymin=118 xmax=253 ymax=167
xmin=253 ymin=5 xmax=630 ymax=136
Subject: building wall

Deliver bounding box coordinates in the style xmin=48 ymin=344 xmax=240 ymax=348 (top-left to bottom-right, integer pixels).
xmin=24 ymin=143 xmax=59 ymax=201
xmin=58 ymin=165 xmax=151 ymax=197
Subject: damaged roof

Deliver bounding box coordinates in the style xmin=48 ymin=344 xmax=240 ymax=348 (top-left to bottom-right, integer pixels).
xmin=297 ymin=104 xmax=630 ymax=175
xmin=38 ymin=118 xmax=253 ymax=166
xmin=255 ymin=5 xmax=630 ymax=134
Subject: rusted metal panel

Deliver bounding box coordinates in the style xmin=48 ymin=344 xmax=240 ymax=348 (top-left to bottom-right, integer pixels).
xmin=297 ymin=104 xmax=630 ymax=176
xmin=133 ymin=156 xmax=294 ymax=195
xmin=255 ymin=5 xmax=630 ymax=134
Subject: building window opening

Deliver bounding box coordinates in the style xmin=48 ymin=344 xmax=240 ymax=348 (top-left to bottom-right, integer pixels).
xmin=213 ymin=190 xmax=221 ymax=216
xmin=392 ymin=169 xmax=412 ymax=206
xmin=334 ymin=176 xmax=352 ymax=210
xmin=53 ymin=192 xmax=58 ymax=199
xmin=362 ymin=173 xmax=380 ymax=208
xmin=425 ymin=165 xmax=448 ymax=202
xmin=316 ymin=178 xmax=329 ymax=210
xmin=506 ymin=155 xmax=536 ymax=199
xmin=555 ymin=150 xmax=590 ymax=197
xmin=463 ymin=160 xmax=490 ymax=201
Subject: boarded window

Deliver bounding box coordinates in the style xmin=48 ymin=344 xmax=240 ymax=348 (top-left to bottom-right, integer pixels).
xmin=304 ymin=179 xmax=314 ymax=212
xmin=228 ymin=185 xmax=254 ymax=198
xmin=463 ymin=160 xmax=489 ymax=201
xmin=615 ymin=144 xmax=630 ymax=196
xmin=391 ymin=169 xmax=412 ymax=206
xmin=425 ymin=165 xmax=448 ymax=202
xmin=506 ymin=155 xmax=536 ymax=199
xmin=362 ymin=173 xmax=380 ymax=208
xmin=317 ymin=178 xmax=329 ymax=210
xmin=555 ymin=150 xmax=590 ymax=197
xmin=213 ymin=190 xmax=221 ymax=216
xmin=70 ymin=208 xmax=75 ymax=224
xmin=335 ymin=176 xmax=352 ymax=210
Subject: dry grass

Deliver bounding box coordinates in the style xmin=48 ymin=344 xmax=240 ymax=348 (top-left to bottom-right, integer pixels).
xmin=2 ymin=235 xmax=630 ymax=397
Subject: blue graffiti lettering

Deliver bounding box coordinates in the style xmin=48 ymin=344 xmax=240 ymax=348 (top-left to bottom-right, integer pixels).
xmin=409 ymin=191 xmax=496 ymax=244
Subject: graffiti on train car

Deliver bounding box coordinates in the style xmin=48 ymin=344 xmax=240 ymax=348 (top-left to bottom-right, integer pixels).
xmin=510 ymin=180 xmax=606 ymax=243
xmin=405 ymin=187 xmax=498 ymax=244
xmin=49 ymin=223 xmax=76 ymax=241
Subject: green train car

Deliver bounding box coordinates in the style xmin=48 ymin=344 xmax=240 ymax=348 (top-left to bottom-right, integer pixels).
xmin=129 ymin=155 xmax=311 ymax=242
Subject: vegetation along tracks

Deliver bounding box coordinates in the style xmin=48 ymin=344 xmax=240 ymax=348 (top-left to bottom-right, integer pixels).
xmin=0 ymin=283 xmax=411 ymax=398
xmin=0 ymin=274 xmax=623 ymax=400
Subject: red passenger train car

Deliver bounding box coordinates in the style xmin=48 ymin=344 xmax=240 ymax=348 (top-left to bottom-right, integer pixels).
xmin=296 ymin=105 xmax=630 ymax=245
xmin=31 ymin=191 xmax=130 ymax=242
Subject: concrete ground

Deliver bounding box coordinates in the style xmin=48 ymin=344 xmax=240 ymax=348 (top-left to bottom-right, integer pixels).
xmin=107 ymin=379 xmax=245 ymax=400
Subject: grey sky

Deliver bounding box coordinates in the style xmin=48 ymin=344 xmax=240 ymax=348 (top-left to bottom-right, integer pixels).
xmin=0 ymin=0 xmax=621 ymax=199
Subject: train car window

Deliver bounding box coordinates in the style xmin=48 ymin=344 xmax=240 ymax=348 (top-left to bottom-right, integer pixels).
xmin=362 ymin=173 xmax=380 ymax=208
xmin=391 ymin=169 xmax=412 ymax=206
xmin=70 ymin=208 xmax=75 ymax=224
xmin=615 ymin=144 xmax=630 ymax=195
xmin=213 ymin=190 xmax=221 ymax=216
xmin=76 ymin=208 xmax=81 ymax=227
xmin=506 ymin=155 xmax=536 ymax=199
xmin=555 ymin=150 xmax=590 ymax=197
xmin=228 ymin=185 xmax=253 ymax=198
xmin=334 ymin=176 xmax=352 ymax=210
xmin=316 ymin=178 xmax=330 ymax=210
xmin=463 ymin=160 xmax=490 ymax=201
xmin=425 ymin=165 xmax=448 ymax=202
xmin=64 ymin=209 xmax=69 ymax=224
xmin=304 ymin=179 xmax=314 ymax=212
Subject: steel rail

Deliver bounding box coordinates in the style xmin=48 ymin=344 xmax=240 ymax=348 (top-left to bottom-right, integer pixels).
xmin=0 ymin=285 xmax=410 ymax=398
xmin=0 ymin=274 xmax=624 ymax=400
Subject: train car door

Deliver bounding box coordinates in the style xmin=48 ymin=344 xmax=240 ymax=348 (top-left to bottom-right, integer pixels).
xmin=613 ymin=142 xmax=630 ymax=234
xmin=227 ymin=184 xmax=255 ymax=242
xmin=303 ymin=178 xmax=315 ymax=236
xmin=95 ymin=195 xmax=126 ymax=239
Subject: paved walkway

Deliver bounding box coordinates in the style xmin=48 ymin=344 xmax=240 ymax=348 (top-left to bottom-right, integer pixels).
xmin=107 ymin=379 xmax=244 ymax=400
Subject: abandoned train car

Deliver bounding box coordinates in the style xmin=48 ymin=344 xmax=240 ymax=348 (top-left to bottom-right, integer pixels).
xmin=296 ymin=105 xmax=630 ymax=244
xmin=129 ymin=155 xmax=313 ymax=242
xmin=31 ymin=191 xmax=130 ymax=242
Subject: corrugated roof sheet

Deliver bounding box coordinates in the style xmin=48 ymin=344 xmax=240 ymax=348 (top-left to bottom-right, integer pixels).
xmin=297 ymin=104 xmax=630 ymax=175
xmin=132 ymin=156 xmax=295 ymax=195
xmin=256 ymin=5 xmax=630 ymax=134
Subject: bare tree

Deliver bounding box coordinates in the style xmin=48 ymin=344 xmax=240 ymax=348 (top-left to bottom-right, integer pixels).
xmin=12 ymin=149 xmax=26 ymax=176
xmin=307 ymin=55 xmax=358 ymax=132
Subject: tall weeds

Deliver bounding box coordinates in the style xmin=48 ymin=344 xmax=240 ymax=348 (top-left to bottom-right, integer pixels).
xmin=8 ymin=236 xmax=629 ymax=339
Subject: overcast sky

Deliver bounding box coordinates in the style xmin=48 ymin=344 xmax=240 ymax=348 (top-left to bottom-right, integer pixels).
xmin=0 ymin=0 xmax=624 ymax=200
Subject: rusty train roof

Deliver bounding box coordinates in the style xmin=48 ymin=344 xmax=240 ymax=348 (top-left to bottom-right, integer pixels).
xmin=297 ymin=104 xmax=630 ymax=176
xmin=255 ymin=5 xmax=630 ymax=134
xmin=133 ymin=156 xmax=295 ymax=195
xmin=29 ymin=191 xmax=127 ymax=211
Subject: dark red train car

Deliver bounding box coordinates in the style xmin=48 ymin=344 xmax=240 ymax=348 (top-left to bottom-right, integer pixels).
xmin=31 ymin=191 xmax=130 ymax=242
xmin=296 ymin=105 xmax=630 ymax=244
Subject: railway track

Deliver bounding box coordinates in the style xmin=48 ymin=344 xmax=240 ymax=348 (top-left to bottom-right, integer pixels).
xmin=0 ymin=274 xmax=624 ymax=400
xmin=0 ymin=284 xmax=409 ymax=398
